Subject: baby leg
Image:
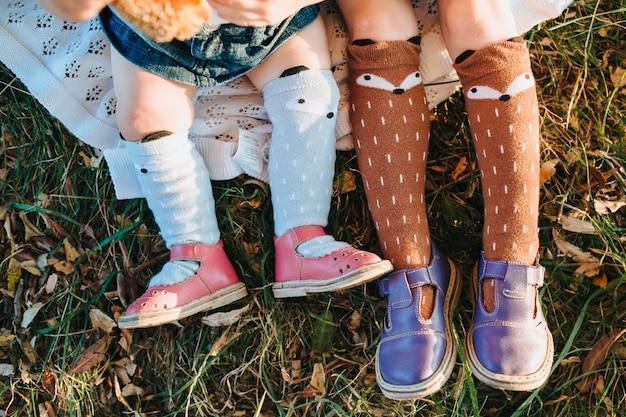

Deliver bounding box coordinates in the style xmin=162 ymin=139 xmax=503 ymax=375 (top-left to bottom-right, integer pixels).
xmin=248 ymin=16 xmax=393 ymax=298
xmin=441 ymin=0 xmax=552 ymax=391
xmin=337 ymin=0 xmax=459 ymax=400
xmin=112 ymin=50 xmax=246 ymax=328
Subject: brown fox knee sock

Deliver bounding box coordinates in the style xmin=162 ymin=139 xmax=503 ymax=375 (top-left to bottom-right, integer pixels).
xmin=454 ymin=39 xmax=540 ymax=266
xmin=347 ymin=39 xmax=431 ymax=269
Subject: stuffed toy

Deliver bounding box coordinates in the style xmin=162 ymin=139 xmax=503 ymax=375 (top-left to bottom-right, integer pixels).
xmin=111 ymin=0 xmax=211 ymax=42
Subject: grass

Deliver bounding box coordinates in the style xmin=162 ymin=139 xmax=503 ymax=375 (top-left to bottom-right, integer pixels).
xmin=1 ymin=0 xmax=625 ymax=416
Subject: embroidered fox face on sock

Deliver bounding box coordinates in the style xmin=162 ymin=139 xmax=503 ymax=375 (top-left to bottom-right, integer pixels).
xmin=465 ymin=71 xmax=535 ymax=101
xmin=264 ymin=69 xmax=339 ymax=237
xmin=354 ymin=70 xmax=424 ymax=95
xmin=454 ymin=40 xmax=540 ymax=264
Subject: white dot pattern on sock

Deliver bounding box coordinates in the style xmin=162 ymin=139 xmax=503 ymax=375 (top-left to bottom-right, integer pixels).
xmin=348 ymin=49 xmax=432 ymax=268
xmin=464 ymin=81 xmax=540 ymax=262
xmin=265 ymin=70 xmax=339 ymax=236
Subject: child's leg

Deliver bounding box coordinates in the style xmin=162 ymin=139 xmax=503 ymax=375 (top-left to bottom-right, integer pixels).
xmin=112 ymin=50 xmax=246 ymax=328
xmin=440 ymin=0 xmax=552 ymax=390
xmin=338 ymin=0 xmax=430 ymax=268
xmin=247 ymin=16 xmax=392 ymax=297
xmin=336 ymin=0 xmax=460 ymax=400
xmin=442 ymin=0 xmax=535 ymax=264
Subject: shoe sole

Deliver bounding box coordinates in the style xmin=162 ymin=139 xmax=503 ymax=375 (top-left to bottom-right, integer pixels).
xmin=118 ymin=282 xmax=248 ymax=329
xmin=375 ymin=259 xmax=461 ymax=399
xmin=465 ymin=263 xmax=554 ymax=391
xmin=272 ymin=260 xmax=393 ymax=298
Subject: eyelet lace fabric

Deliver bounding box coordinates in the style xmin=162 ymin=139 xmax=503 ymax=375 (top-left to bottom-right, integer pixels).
xmin=0 ymin=0 xmax=571 ymax=199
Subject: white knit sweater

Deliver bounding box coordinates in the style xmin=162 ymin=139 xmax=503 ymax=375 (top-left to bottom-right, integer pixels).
xmin=0 ymin=0 xmax=573 ymax=199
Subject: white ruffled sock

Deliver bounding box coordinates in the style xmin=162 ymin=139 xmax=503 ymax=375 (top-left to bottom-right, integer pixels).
xmin=125 ymin=131 xmax=222 ymax=286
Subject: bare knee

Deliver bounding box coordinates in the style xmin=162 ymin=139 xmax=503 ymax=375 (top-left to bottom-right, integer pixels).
xmin=111 ymin=50 xmax=196 ymax=141
xmin=337 ymin=0 xmax=418 ymax=42
xmin=439 ymin=0 xmax=518 ymax=59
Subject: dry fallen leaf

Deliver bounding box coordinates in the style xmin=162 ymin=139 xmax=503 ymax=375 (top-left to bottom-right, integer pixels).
xmin=52 ymin=260 xmax=74 ymax=275
xmin=336 ymin=170 xmax=357 ymax=194
xmin=208 ymin=331 xmax=240 ymax=357
xmin=18 ymin=338 xmax=39 ymax=365
xmin=0 ymin=334 xmax=16 ymax=347
xmin=68 ymin=336 xmax=112 ymax=374
xmin=450 ymin=156 xmax=468 ymax=181
xmin=0 ymin=363 xmax=15 ymax=376
xmin=20 ymin=259 xmax=42 ymax=277
xmin=41 ymin=367 xmax=58 ymax=397
xmin=348 ymin=311 xmax=361 ymax=330
xmin=78 ymin=150 xmax=92 ymax=167
xmin=610 ymin=66 xmax=626 ymax=88
xmin=37 ymin=401 xmax=55 ymax=417
xmin=540 ymin=160 xmax=558 ymax=185
xmin=309 ymin=362 xmax=326 ymax=395
xmin=19 ymin=212 xmax=42 ymax=242
xmin=89 ymin=308 xmax=117 ymax=334
xmin=576 ymin=328 xmax=626 ymax=393
xmin=201 ymin=304 xmax=249 ymax=327
xmin=112 ymin=357 xmax=137 ymax=386
xmin=122 ymin=384 xmax=144 ymax=397
xmin=44 ymin=273 xmax=58 ymax=295
xmin=347 ymin=310 xmax=367 ymax=345
xmin=113 ymin=372 xmax=134 ymax=411
xmin=558 ymin=215 xmax=599 ymax=235
xmin=553 ymin=230 xmax=602 ymax=278
xmin=116 ymin=271 xmax=137 ymax=309
xmin=591 ymin=271 xmax=608 ymax=289
xmin=576 ymin=166 xmax=607 ymax=195
xmin=21 ymin=302 xmax=44 ymax=329
xmin=120 ymin=383 xmax=145 ymax=398
xmin=63 ymin=239 xmax=81 ymax=263
xmin=291 ymin=359 xmax=301 ymax=381
xmin=593 ymin=197 xmax=626 ymax=214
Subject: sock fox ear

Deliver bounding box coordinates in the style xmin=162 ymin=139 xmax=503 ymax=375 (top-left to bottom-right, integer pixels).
xmin=352 ymin=39 xmax=375 ymax=46
xmin=279 ymin=66 xmax=309 ymax=78
xmin=455 ymin=49 xmax=475 ymax=64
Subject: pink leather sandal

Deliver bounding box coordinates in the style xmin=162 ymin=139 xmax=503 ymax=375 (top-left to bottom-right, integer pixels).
xmin=118 ymin=241 xmax=247 ymax=329
xmin=272 ymin=226 xmax=393 ymax=298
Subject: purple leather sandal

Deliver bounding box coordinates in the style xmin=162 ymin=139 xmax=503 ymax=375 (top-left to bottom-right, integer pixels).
xmin=375 ymin=244 xmax=460 ymax=399
xmin=466 ymin=251 xmax=553 ymax=391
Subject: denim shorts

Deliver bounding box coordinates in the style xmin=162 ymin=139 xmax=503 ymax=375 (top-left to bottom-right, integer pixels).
xmin=99 ymin=5 xmax=320 ymax=87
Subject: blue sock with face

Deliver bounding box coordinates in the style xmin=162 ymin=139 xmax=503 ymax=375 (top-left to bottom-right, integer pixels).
xmin=264 ymin=69 xmax=348 ymax=256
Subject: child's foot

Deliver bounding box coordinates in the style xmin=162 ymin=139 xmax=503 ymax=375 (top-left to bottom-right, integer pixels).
xmin=465 ymin=251 xmax=553 ymax=390
xmin=272 ymin=225 xmax=393 ymax=298
xmin=375 ymin=245 xmax=460 ymax=399
xmin=118 ymin=242 xmax=247 ymax=329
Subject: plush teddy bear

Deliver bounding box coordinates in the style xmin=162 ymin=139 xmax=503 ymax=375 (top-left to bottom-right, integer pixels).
xmin=110 ymin=0 xmax=211 ymax=42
